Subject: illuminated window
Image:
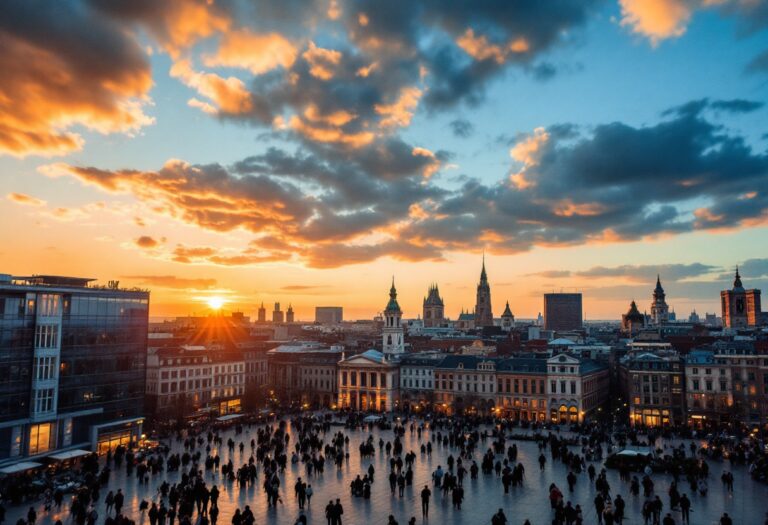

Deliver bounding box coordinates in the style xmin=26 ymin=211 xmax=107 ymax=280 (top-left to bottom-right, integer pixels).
xmin=29 ymin=423 xmax=52 ymax=455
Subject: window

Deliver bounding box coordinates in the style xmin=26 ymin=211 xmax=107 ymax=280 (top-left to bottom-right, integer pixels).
xmin=33 ymin=388 xmax=55 ymax=413
xmin=351 ymin=372 xmax=357 ymax=386
xmin=560 ymin=381 xmax=566 ymax=394
xmin=34 ymin=356 xmax=56 ymax=381
xmin=360 ymin=373 xmax=367 ymax=387
xmin=34 ymin=325 xmax=59 ymax=348
xmin=38 ymin=294 xmax=61 ymax=317
xmin=380 ymin=373 xmax=387 ymax=387
xmin=29 ymin=423 xmax=52 ymax=455
xmin=570 ymin=381 xmax=576 ymax=395
xmin=550 ymin=380 xmax=556 ymax=393
xmin=371 ymin=373 xmax=377 ymax=388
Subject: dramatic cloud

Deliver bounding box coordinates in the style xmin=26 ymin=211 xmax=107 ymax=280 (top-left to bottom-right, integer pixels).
xmin=0 ymin=1 xmax=154 ymax=157
xmin=41 ymin=96 xmax=768 ymax=268
xmin=398 ymin=98 xmax=768 ymax=256
xmin=7 ymin=192 xmax=46 ymax=207
xmin=122 ymin=275 xmax=217 ymax=289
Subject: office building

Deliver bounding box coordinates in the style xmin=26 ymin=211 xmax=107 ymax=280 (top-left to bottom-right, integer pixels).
xmin=543 ymin=293 xmax=582 ymax=331
xmin=0 ymin=274 xmax=148 ymax=465
xmin=315 ymin=306 xmax=343 ymax=324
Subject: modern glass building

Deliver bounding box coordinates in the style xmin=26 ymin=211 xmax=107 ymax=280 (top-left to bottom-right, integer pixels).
xmin=0 ymin=274 xmax=149 ymax=465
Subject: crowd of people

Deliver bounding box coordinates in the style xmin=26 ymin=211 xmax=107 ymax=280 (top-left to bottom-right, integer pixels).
xmin=0 ymin=412 xmax=766 ymax=525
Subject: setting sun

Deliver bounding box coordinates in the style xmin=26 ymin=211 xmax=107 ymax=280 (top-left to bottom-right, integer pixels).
xmin=207 ymin=296 xmax=226 ymax=310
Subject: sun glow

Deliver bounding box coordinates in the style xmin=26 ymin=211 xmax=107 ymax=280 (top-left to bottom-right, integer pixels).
xmin=206 ymin=296 xmax=226 ymax=310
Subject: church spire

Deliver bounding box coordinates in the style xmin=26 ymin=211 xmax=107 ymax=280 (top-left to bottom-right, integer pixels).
xmin=733 ymin=266 xmax=743 ymax=289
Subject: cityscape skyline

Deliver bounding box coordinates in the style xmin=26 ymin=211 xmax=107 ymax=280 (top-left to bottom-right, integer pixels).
xmin=2 ymin=1 xmax=768 ymax=319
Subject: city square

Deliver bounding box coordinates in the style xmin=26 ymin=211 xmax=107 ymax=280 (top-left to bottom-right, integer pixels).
xmin=2 ymin=415 xmax=765 ymax=525
xmin=3 ymin=1 xmax=768 ymax=525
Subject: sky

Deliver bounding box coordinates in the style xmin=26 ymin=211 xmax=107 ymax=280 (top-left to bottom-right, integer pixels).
xmin=1 ymin=0 xmax=768 ymax=321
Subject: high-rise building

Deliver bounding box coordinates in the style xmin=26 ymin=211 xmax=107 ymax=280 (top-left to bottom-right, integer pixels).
xmin=315 ymin=306 xmax=343 ymax=324
xmin=272 ymin=302 xmax=284 ymax=323
xmin=650 ymin=275 xmax=670 ymax=325
xmin=543 ymin=293 xmax=582 ymax=331
xmin=422 ymin=284 xmax=445 ymax=327
xmin=286 ymin=304 xmax=294 ymax=323
xmin=382 ymin=278 xmax=404 ymax=356
xmin=474 ymin=256 xmax=494 ymax=328
xmin=0 ymin=274 xmax=148 ymax=465
xmin=721 ymin=267 xmax=762 ymax=328
xmin=257 ymin=302 xmax=266 ymax=323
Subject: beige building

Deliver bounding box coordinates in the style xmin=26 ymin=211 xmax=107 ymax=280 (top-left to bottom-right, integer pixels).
xmin=337 ymin=350 xmax=400 ymax=411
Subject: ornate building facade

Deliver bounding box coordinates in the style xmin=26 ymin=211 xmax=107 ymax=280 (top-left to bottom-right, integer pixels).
xmin=422 ymin=284 xmax=445 ymax=328
xmin=474 ymin=256 xmax=494 ymax=328
xmin=650 ymin=275 xmax=670 ymax=325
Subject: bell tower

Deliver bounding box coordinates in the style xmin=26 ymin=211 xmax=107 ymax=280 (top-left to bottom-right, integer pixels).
xmin=383 ymin=277 xmax=404 ymax=356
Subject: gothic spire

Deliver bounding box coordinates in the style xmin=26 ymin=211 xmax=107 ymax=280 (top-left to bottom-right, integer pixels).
xmin=733 ymin=266 xmax=744 ymax=289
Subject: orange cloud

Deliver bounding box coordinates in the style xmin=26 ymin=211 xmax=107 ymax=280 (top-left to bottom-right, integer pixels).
xmin=303 ymin=105 xmax=357 ymax=127
xmin=0 ymin=30 xmax=153 ymax=157
xmin=278 ymin=115 xmax=375 ymax=148
xmin=456 ymin=29 xmax=506 ymax=63
xmin=146 ymin=0 xmax=230 ymax=57
xmin=619 ymin=0 xmax=693 ymax=44
xmin=171 ymin=60 xmax=253 ymax=115
xmin=203 ymin=29 xmax=297 ymax=74
xmin=411 ymin=147 xmax=441 ymax=179
xmin=509 ymin=127 xmax=549 ymax=189
xmin=327 ymin=0 xmax=341 ymax=20
xmin=303 ymin=42 xmax=342 ymax=80
xmin=7 ymin=192 xmax=46 ymax=207
xmin=375 ymin=87 xmax=422 ymax=129
xmin=553 ymin=200 xmax=607 ymax=217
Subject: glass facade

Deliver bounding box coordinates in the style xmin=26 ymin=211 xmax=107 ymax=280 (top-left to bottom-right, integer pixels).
xmin=0 ymin=282 xmax=148 ymax=460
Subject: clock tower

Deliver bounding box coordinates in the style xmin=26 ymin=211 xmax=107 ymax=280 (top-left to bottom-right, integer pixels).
xmin=721 ymin=267 xmax=762 ymax=328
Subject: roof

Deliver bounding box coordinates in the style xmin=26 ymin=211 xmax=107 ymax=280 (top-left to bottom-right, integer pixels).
xmin=580 ymin=359 xmax=609 ymax=374
xmin=436 ymin=354 xmax=487 ymax=370
xmin=457 ymin=312 xmax=475 ymax=321
xmin=496 ymin=358 xmax=547 ymax=374
xmin=501 ymin=301 xmax=513 ymax=317
xmin=385 ymin=279 xmax=402 ymax=314
xmin=549 ymin=338 xmax=575 ymax=345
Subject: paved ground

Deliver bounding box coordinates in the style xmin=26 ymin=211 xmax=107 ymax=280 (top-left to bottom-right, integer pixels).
xmin=5 ymin=419 xmax=767 ymax=525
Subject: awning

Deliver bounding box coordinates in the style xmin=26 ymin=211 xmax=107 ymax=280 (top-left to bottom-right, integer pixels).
xmin=0 ymin=461 xmax=43 ymax=474
xmin=48 ymin=449 xmax=92 ymax=462
xmin=216 ymin=414 xmax=244 ymax=422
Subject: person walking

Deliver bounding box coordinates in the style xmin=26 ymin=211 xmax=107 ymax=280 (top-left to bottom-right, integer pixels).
xmin=679 ymin=494 xmax=691 ymax=524
xmin=416 ymin=484 xmax=429 ymax=517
